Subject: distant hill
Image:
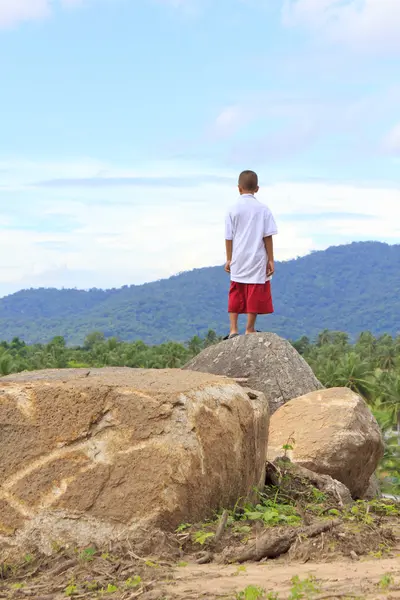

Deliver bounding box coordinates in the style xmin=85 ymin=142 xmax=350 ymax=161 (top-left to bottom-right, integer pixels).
xmin=0 ymin=241 xmax=399 ymax=345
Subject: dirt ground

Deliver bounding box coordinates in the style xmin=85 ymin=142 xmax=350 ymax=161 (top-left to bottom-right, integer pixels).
xmin=0 ymin=518 xmax=399 ymax=600
xmin=1 ymin=462 xmax=399 ymax=599
xmin=1 ymin=553 xmax=400 ymax=599
xmin=161 ymin=557 xmax=400 ymax=599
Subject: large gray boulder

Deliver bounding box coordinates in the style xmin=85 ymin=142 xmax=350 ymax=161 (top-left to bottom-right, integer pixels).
xmin=184 ymin=333 xmax=323 ymax=414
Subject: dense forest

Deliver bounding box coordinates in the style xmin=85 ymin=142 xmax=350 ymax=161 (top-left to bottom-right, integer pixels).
xmin=0 ymin=328 xmax=399 ymax=496
xmin=0 ymin=242 xmax=399 ymax=345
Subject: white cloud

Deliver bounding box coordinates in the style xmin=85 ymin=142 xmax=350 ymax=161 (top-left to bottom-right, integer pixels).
xmin=0 ymin=0 xmax=50 ymax=27
xmin=383 ymin=123 xmax=400 ymax=154
xmin=212 ymin=106 xmax=248 ymax=139
xmin=283 ymin=0 xmax=400 ymax=52
xmin=0 ymin=158 xmax=399 ymax=297
xmin=208 ymin=86 xmax=400 ymax=162
xmin=0 ymin=0 xmax=100 ymax=28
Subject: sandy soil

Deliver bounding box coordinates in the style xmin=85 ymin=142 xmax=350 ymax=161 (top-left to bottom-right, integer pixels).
xmin=1 ymin=490 xmax=398 ymax=599
xmin=158 ymin=557 xmax=400 ymax=599
xmin=1 ymin=547 xmax=400 ymax=599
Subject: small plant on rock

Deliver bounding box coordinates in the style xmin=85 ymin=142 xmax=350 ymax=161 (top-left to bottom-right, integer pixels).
xmin=282 ymin=434 xmax=296 ymax=459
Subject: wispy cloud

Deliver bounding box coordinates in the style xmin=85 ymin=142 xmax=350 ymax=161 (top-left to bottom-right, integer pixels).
xmin=0 ymin=0 xmax=50 ymax=28
xmin=0 ymin=157 xmax=399 ymax=297
xmin=211 ymin=106 xmax=249 ymax=139
xmin=383 ymin=123 xmax=400 ymax=155
xmin=32 ymin=174 xmax=234 ymax=188
xmin=208 ymin=86 xmax=400 ymax=163
xmin=159 ymin=0 xmax=400 ymax=52
xmin=230 ymin=121 xmax=319 ymax=163
xmin=0 ymin=0 xmax=103 ymax=28
xmin=283 ymin=0 xmax=400 ymax=52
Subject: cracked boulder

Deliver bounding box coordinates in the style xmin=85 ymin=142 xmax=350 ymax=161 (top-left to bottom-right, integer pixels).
xmin=184 ymin=333 xmax=323 ymax=414
xmin=0 ymin=368 xmax=269 ymax=555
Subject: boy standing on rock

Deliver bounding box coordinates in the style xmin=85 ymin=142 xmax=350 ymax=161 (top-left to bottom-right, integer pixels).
xmin=224 ymin=170 xmax=277 ymax=339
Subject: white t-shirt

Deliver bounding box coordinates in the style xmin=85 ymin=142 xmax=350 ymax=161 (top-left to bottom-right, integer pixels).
xmin=225 ymin=194 xmax=278 ymax=284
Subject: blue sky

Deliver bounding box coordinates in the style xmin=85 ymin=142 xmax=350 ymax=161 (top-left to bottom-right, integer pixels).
xmin=0 ymin=0 xmax=399 ymax=296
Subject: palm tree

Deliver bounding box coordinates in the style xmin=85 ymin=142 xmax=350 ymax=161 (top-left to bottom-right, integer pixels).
xmin=187 ymin=336 xmax=203 ymax=356
xmin=48 ymin=336 xmax=66 ymax=348
xmin=291 ymin=336 xmax=310 ymax=355
xmin=107 ymin=337 xmax=119 ymax=351
xmin=331 ymin=352 xmax=375 ymax=401
xmin=355 ymin=331 xmax=377 ymax=360
xmin=204 ymin=330 xmax=219 ymax=347
xmin=312 ymin=358 xmax=338 ymax=388
xmin=380 ymin=374 xmax=400 ymax=436
xmin=317 ymin=329 xmax=331 ymax=347
xmin=377 ymin=344 xmax=397 ymax=370
xmin=372 ymin=403 xmax=400 ymax=497
xmin=0 ymin=353 xmax=13 ymax=376
xmin=331 ymin=331 xmax=350 ymax=347
xmin=84 ymin=331 xmax=105 ymax=349
xmin=164 ymin=349 xmax=182 ymax=368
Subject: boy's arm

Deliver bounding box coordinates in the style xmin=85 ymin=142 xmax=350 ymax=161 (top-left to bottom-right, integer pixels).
xmin=263 ymin=208 xmax=277 ymax=277
xmin=264 ymin=236 xmax=274 ymax=276
xmin=225 ymin=212 xmax=233 ymax=273
xmin=225 ymin=240 xmax=233 ymax=272
xmin=225 ymin=239 xmax=233 ymax=262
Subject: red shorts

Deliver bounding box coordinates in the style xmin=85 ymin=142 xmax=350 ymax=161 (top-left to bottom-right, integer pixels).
xmin=228 ymin=281 xmax=274 ymax=315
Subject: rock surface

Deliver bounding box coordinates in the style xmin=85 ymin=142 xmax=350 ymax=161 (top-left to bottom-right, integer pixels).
xmin=362 ymin=475 xmax=382 ymax=500
xmin=267 ymin=388 xmax=384 ymax=499
xmin=184 ymin=333 xmax=323 ymax=414
xmin=0 ymin=368 xmax=269 ymax=554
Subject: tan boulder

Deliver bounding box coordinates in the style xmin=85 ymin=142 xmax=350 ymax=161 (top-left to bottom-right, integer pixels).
xmin=0 ymin=368 xmax=269 ymax=555
xmin=267 ymin=388 xmax=384 ymax=499
xmin=184 ymin=333 xmax=323 ymax=414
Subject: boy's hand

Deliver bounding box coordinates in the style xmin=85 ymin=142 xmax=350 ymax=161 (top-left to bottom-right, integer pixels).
xmin=267 ymin=260 xmax=275 ymax=277
xmin=224 ymin=260 xmax=231 ymax=273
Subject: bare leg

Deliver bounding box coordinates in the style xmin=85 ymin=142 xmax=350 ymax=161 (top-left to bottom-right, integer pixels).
xmin=229 ymin=313 xmax=239 ymax=336
xmin=246 ymin=313 xmax=257 ymax=334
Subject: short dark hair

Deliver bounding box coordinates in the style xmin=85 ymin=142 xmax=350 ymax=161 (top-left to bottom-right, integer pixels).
xmin=238 ymin=170 xmax=258 ymax=192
